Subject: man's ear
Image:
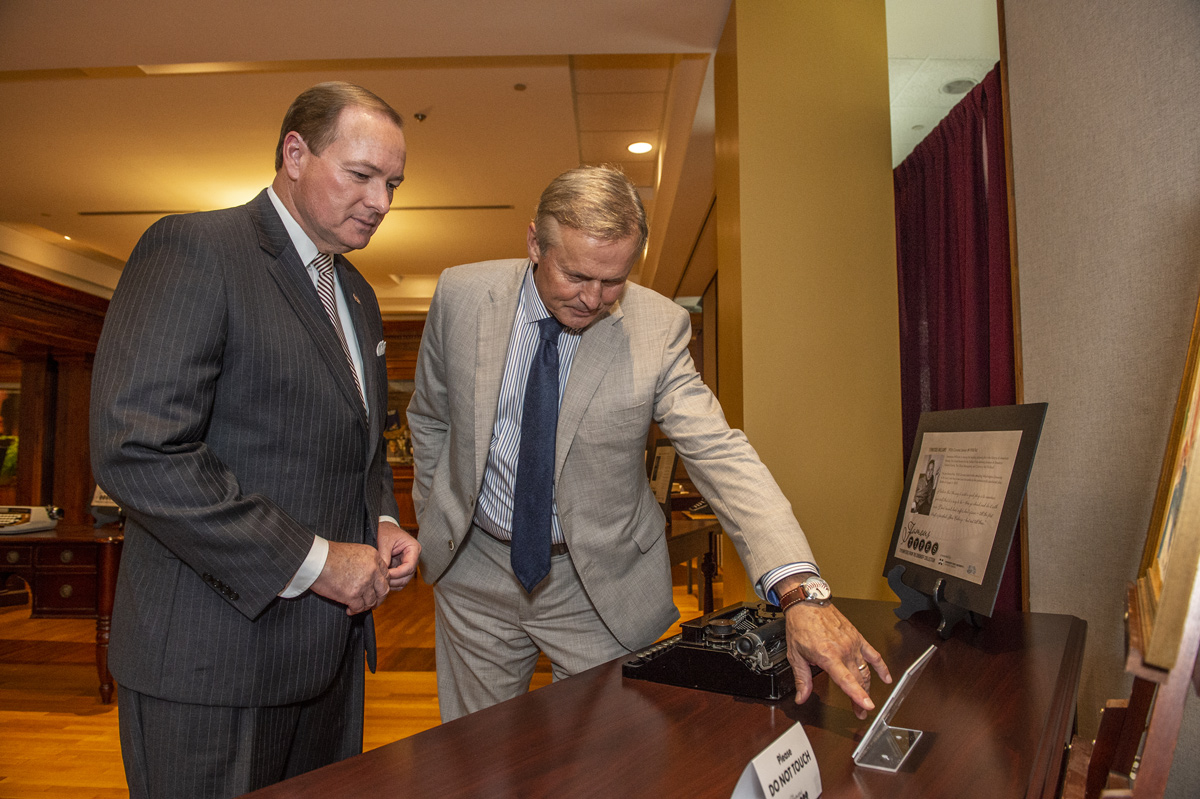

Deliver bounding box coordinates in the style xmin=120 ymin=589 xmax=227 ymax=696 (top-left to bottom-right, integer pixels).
xmin=280 ymin=130 xmax=309 ymax=180
xmin=526 ymin=222 xmax=541 ymax=264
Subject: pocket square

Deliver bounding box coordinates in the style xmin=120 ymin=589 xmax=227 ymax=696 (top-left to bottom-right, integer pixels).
xmin=376 ymin=340 xmax=386 ymax=356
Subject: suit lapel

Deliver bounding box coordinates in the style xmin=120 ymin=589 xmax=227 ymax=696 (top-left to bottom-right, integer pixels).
xmin=555 ymin=302 xmax=623 ymax=479
xmin=474 ymin=264 xmax=523 ymax=485
xmin=342 ymin=263 xmax=381 ymax=446
xmin=248 ymin=193 xmax=368 ymax=428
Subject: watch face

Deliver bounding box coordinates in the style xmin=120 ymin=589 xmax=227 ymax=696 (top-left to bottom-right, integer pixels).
xmin=802 ymin=576 xmax=831 ymax=601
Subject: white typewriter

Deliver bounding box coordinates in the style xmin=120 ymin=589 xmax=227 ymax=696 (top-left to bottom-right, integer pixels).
xmin=0 ymin=505 xmax=62 ymax=534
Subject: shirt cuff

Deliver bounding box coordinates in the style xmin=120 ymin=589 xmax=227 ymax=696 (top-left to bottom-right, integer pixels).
xmin=379 ymin=515 xmax=399 ymax=527
xmin=758 ymin=562 xmax=821 ymax=605
xmin=279 ymin=536 xmax=329 ymax=598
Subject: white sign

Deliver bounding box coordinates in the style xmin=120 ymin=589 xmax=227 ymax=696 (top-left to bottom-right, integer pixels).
xmin=649 ymin=444 xmax=677 ymax=504
xmin=92 ymin=485 xmax=118 ymax=509
xmin=731 ymin=723 xmax=821 ymax=799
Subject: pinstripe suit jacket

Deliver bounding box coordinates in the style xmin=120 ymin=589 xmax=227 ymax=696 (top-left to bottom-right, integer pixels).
xmin=408 ymin=259 xmax=815 ymax=650
xmin=91 ymin=190 xmax=398 ymax=707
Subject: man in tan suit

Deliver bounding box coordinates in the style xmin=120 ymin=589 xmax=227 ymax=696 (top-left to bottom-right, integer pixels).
xmin=408 ymin=165 xmax=890 ymax=722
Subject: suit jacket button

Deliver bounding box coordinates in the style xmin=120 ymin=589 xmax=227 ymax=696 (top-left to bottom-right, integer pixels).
xmin=229 ymin=591 xmax=240 ymax=601
xmin=448 ymin=540 xmax=454 ymax=550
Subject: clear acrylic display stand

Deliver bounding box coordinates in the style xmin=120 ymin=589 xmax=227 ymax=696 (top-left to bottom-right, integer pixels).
xmin=851 ymin=644 xmax=937 ymax=772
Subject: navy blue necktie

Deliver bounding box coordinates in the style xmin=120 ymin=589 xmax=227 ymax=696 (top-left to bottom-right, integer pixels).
xmin=511 ymin=315 xmax=563 ymax=592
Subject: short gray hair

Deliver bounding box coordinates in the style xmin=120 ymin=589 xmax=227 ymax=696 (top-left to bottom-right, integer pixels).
xmin=534 ymin=165 xmax=648 ymax=255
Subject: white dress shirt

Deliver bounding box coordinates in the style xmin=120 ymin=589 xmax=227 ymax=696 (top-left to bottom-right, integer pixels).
xmin=267 ymin=187 xmax=396 ymax=598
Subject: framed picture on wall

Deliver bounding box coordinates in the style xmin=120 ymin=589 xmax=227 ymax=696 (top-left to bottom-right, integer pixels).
xmin=1137 ymin=291 xmax=1200 ymax=670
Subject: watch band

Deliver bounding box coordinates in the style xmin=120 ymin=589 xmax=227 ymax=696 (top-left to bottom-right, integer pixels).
xmin=779 ymin=575 xmax=830 ymax=612
xmin=776 ymin=585 xmax=807 ymax=608
xmin=780 ymin=590 xmax=812 ymax=613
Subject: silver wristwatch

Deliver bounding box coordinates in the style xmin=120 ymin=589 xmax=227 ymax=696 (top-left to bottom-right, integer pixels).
xmin=798 ymin=574 xmax=831 ymax=603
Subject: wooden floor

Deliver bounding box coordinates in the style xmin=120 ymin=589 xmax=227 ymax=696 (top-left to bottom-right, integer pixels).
xmin=0 ymin=570 xmax=718 ymax=798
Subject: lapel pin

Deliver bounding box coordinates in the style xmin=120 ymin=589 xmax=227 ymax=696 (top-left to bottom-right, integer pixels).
xmin=353 ymin=293 xmax=361 ymax=304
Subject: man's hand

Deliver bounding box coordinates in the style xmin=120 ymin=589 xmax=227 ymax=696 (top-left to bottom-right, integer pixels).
xmin=782 ymin=599 xmax=892 ymax=720
xmin=377 ymin=521 xmax=421 ymax=591
xmin=310 ymin=541 xmax=390 ymax=615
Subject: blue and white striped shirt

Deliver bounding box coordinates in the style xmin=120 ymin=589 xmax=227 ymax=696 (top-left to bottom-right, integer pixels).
xmin=474 ymin=264 xmax=581 ymax=545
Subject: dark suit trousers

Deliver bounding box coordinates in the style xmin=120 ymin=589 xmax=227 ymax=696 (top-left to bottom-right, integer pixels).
xmin=118 ymin=624 xmax=364 ymax=799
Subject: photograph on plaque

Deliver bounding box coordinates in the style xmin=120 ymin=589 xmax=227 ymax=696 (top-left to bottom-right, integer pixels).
xmin=1136 ymin=290 xmax=1200 ymax=670
xmin=884 ymin=403 xmax=1047 ymax=619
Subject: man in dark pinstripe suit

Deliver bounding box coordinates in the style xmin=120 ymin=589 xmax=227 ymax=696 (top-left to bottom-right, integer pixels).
xmin=91 ymin=82 xmax=421 ymax=798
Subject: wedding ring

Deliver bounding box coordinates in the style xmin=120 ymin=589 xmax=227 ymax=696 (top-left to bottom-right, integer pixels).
xmin=857 ymin=663 xmax=868 ymax=671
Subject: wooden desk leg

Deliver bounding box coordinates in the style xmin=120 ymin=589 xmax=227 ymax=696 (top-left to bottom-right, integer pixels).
xmin=96 ymin=536 xmax=121 ymax=704
xmin=701 ymin=532 xmax=717 ymax=613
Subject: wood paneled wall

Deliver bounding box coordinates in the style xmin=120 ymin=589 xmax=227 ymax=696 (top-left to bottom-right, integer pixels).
xmin=382 ymin=320 xmax=424 ymax=529
xmin=0 ymin=264 xmax=432 ymax=531
xmin=0 ymin=264 xmax=106 ymax=519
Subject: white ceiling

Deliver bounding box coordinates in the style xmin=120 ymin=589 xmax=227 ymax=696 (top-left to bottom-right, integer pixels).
xmin=0 ymin=0 xmax=998 ymax=317
xmin=887 ymin=0 xmax=1001 ymax=166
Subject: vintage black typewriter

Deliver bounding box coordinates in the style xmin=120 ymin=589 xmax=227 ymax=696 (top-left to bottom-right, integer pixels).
xmin=622 ymin=601 xmax=810 ymax=700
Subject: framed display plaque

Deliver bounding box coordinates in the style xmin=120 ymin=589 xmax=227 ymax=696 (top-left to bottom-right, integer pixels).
xmin=883 ymin=403 xmax=1047 ymax=623
xmin=1137 ymin=291 xmax=1200 ymax=669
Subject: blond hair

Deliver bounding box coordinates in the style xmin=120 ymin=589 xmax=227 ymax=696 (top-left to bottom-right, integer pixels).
xmin=534 ymin=165 xmax=648 ymax=254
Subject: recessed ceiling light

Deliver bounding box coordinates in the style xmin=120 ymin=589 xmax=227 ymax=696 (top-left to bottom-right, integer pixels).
xmin=941 ymin=79 xmax=977 ymax=95
xmin=63 ymin=235 xmax=71 ymax=240
xmin=627 ymin=142 xmax=653 ymax=154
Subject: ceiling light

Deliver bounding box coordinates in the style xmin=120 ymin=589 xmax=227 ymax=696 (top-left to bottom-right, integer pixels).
xmin=940 ymin=79 xmax=977 ymax=95
xmin=627 ymin=142 xmax=653 ymax=154
xmin=63 ymin=235 xmax=71 ymax=240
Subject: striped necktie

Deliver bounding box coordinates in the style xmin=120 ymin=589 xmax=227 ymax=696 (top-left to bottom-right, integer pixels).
xmin=312 ymin=253 xmax=366 ymax=412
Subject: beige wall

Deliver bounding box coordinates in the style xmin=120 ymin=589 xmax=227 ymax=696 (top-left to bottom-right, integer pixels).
xmin=715 ymin=0 xmax=903 ymax=602
xmin=1004 ymin=1 xmax=1200 ymax=793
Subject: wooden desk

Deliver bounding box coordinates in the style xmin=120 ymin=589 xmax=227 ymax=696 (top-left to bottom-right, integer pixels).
xmin=0 ymin=523 xmax=123 ymax=703
xmin=241 ymin=599 xmax=1086 ymax=799
xmin=666 ymin=518 xmax=720 ymax=613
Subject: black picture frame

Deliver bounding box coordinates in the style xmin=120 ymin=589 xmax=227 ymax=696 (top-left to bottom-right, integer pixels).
xmin=883 ymin=403 xmax=1047 ymax=620
xmin=647 ymin=438 xmax=678 ymax=521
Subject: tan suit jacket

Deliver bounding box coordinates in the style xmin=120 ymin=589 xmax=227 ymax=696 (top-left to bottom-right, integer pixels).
xmin=408 ymin=259 xmax=814 ymax=649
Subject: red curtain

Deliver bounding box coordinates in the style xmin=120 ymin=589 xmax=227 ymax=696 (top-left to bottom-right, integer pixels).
xmin=894 ymin=65 xmax=1020 ymax=612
